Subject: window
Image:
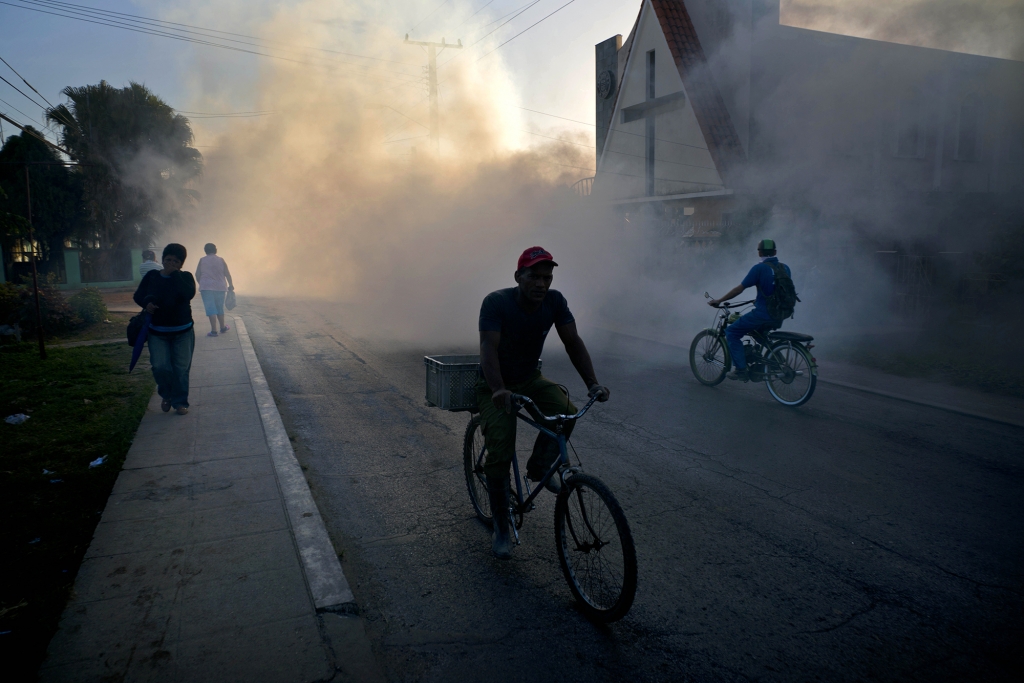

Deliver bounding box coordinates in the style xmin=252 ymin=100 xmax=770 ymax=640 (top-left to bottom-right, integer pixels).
xmin=895 ymin=90 xmax=926 ymax=158
xmin=955 ymin=93 xmax=982 ymax=161
xmin=11 ymin=238 xmax=40 ymax=263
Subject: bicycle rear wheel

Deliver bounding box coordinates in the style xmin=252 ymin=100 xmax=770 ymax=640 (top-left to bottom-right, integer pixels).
xmin=555 ymin=473 xmax=637 ymax=623
xmin=765 ymin=342 xmax=816 ymax=406
xmin=463 ymin=415 xmax=491 ymax=523
xmin=689 ymin=330 xmax=729 ymax=386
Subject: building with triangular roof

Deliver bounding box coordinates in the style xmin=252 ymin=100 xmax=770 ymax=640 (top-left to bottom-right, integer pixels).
xmin=592 ymin=0 xmax=1024 ymax=248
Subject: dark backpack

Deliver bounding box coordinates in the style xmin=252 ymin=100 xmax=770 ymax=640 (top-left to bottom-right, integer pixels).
xmin=127 ymin=311 xmax=146 ymax=346
xmin=766 ymin=262 xmax=799 ymax=320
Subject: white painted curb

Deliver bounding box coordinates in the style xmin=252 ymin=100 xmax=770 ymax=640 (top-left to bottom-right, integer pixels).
xmin=235 ymin=317 xmax=356 ymax=611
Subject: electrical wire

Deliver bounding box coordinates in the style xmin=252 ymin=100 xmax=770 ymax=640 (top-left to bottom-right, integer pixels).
xmin=0 ymin=97 xmax=58 ymax=139
xmin=449 ymin=0 xmax=494 ymax=32
xmin=436 ymin=0 xmax=541 ymax=72
xmin=519 ymin=128 xmax=718 ymax=172
xmin=477 ymin=0 xmax=576 ymax=61
xmin=0 ymin=54 xmax=55 ymax=109
xmin=0 ymin=73 xmax=48 ymax=111
xmin=21 ymin=0 xmax=419 ymax=67
xmin=383 ymin=134 xmax=430 ymax=144
xmin=517 ymin=106 xmax=712 ymax=152
xmin=2 ymin=1 xmax=426 ymax=86
xmin=408 ymin=0 xmax=451 ymax=36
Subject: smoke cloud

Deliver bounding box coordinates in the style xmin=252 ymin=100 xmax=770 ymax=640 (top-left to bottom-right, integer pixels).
xmin=782 ymin=0 xmax=1024 ymax=62
xmin=174 ymin=0 xmax=614 ymax=344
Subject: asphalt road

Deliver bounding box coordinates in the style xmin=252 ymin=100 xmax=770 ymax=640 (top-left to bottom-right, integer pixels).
xmin=240 ymin=297 xmax=1024 ymax=683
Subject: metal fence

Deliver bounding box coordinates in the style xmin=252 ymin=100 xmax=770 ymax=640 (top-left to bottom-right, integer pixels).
xmin=571 ymin=176 xmax=594 ymax=197
xmin=79 ymin=249 xmax=132 ymax=283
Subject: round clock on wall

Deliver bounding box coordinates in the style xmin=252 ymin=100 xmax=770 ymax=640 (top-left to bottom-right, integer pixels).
xmin=597 ymin=70 xmax=615 ymax=99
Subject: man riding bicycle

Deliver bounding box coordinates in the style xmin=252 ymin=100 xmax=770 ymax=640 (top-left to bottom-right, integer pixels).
xmin=478 ymin=247 xmax=610 ymax=559
xmin=708 ymin=239 xmax=793 ymax=382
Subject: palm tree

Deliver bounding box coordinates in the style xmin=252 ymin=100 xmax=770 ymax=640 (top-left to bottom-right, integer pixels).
xmin=46 ymin=81 xmax=202 ymax=249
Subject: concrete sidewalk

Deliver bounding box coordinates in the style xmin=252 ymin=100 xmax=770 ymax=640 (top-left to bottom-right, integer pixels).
xmin=39 ymin=314 xmax=379 ymax=682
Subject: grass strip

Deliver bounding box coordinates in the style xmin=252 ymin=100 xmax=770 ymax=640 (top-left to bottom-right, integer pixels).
xmin=0 ymin=342 xmax=153 ymax=679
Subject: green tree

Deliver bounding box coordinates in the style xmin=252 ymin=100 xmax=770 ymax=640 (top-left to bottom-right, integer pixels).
xmin=0 ymin=129 xmax=85 ymax=278
xmin=46 ymin=81 xmax=202 ymax=249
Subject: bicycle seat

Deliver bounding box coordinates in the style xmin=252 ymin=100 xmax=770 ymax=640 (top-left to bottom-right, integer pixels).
xmin=769 ymin=331 xmax=814 ymax=342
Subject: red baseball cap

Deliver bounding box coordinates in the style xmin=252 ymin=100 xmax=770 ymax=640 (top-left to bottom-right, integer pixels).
xmin=517 ymin=246 xmax=558 ymax=271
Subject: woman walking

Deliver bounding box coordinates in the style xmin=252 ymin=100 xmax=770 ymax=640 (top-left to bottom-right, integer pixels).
xmin=133 ymin=243 xmax=197 ymax=415
xmin=194 ymin=243 xmax=234 ymax=337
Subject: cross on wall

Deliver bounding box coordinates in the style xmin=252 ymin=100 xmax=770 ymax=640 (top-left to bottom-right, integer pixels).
xmin=620 ymin=50 xmax=687 ymax=196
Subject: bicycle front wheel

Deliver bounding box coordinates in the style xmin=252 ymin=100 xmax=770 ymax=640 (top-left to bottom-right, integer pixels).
xmin=555 ymin=473 xmax=637 ymax=623
xmin=463 ymin=415 xmax=491 ymax=523
xmin=689 ymin=330 xmax=729 ymax=386
xmin=765 ymin=342 xmax=816 ymax=406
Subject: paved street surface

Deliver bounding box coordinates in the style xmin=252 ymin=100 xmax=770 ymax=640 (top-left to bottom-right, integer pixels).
xmin=40 ymin=316 xmax=380 ymax=683
xmin=242 ymin=297 xmax=1024 ymax=683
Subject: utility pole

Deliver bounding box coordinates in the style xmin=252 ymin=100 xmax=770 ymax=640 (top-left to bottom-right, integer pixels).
xmin=404 ymin=35 xmax=462 ymax=153
xmin=24 ymin=166 xmax=46 ymax=360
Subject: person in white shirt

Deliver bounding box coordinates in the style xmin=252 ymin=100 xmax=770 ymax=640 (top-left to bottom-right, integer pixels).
xmin=194 ymin=243 xmax=235 ymax=337
xmin=139 ymin=250 xmax=162 ymax=277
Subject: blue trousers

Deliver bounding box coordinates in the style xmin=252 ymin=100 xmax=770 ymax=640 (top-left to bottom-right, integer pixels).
xmin=148 ymin=328 xmax=195 ymax=408
xmin=725 ymin=309 xmax=779 ymax=370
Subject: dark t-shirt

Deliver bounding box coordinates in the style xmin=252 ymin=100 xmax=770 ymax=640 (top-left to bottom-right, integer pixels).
xmin=479 ymin=287 xmax=575 ymax=385
xmin=133 ymin=269 xmax=196 ymax=333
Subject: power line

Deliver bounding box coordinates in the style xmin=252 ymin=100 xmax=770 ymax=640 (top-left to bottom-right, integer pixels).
xmin=0 ymin=54 xmax=56 ymax=109
xmin=436 ymin=0 xmax=542 ymax=72
xmin=383 ymin=134 xmax=430 ymax=144
xmin=2 ymin=1 xmax=426 ymax=87
xmin=0 ymin=53 xmax=77 ymax=130
xmin=469 ymin=0 xmax=540 ymax=48
xmin=477 ymin=0 xmax=576 ymax=61
xmin=449 ymin=0 xmax=495 ymax=32
xmin=519 ymin=128 xmax=718 ymax=172
xmin=175 ymin=110 xmax=274 ymax=116
xmin=408 ymin=0 xmax=451 ymax=35
xmin=0 ymin=110 xmax=72 ymax=155
xmin=22 ymin=0 xmax=419 ymax=68
xmin=0 ymin=73 xmax=48 ymax=111
xmin=517 ymin=106 xmax=712 ymax=152
xmin=0 ymin=97 xmax=58 ymax=139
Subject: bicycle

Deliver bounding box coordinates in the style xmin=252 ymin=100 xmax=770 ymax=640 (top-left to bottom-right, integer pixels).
xmin=462 ymin=392 xmax=638 ymax=623
xmin=689 ymin=293 xmax=818 ymax=406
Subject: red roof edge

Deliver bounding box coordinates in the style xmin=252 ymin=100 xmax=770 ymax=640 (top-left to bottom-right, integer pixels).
xmin=649 ymin=0 xmax=745 ymax=178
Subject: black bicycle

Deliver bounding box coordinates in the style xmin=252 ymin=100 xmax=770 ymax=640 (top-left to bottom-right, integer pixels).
xmin=463 ymin=393 xmax=637 ymax=622
xmin=690 ymin=293 xmax=818 ymax=406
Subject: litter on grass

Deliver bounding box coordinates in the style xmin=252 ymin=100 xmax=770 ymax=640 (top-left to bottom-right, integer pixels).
xmin=42 ymin=468 xmax=53 ymax=474
xmin=29 ymin=538 xmax=40 ymax=544
xmin=89 ymin=456 xmax=106 ymax=468
xmin=50 ymin=479 xmax=63 ymax=484
xmin=5 ymin=414 xmax=29 ymax=425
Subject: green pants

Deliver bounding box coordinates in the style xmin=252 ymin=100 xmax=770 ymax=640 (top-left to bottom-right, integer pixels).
xmin=475 ymin=371 xmax=577 ymax=481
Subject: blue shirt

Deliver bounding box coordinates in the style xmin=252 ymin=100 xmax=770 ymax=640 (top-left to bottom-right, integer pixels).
xmin=741 ymin=257 xmax=791 ymax=314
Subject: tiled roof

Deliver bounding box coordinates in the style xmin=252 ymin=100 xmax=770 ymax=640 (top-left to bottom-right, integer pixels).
xmin=649 ymin=0 xmax=745 ymax=176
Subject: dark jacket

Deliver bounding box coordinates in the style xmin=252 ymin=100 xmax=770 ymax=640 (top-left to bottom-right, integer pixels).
xmin=133 ymin=269 xmax=196 ymax=333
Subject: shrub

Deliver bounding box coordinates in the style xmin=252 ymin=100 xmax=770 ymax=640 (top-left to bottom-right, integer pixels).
xmin=67 ymin=287 xmax=108 ymax=324
xmin=0 ymin=281 xmax=80 ymax=334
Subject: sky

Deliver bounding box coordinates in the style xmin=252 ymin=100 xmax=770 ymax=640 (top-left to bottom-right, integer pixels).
xmin=1 ymin=0 xmax=1020 ymax=154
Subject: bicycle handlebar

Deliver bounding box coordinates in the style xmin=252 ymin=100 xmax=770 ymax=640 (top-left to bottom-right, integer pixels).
xmin=713 ymin=299 xmax=755 ymax=309
xmin=510 ymin=392 xmax=601 ymax=422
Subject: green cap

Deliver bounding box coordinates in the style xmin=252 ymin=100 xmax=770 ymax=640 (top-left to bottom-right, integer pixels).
xmin=758 ymin=239 xmax=776 ymax=251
